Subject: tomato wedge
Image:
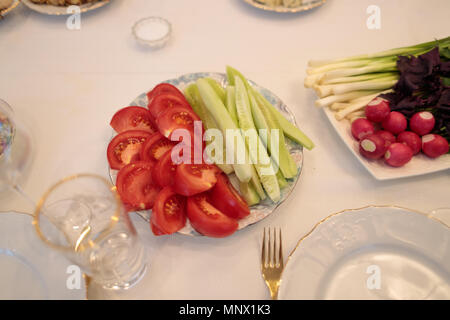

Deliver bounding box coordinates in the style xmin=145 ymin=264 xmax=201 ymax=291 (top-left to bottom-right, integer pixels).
xmin=107 ymin=130 xmax=153 ymax=170
xmin=173 ymin=163 xmax=220 ymax=196
xmin=156 ymin=105 xmax=202 ymax=140
xmin=150 ymin=221 xmax=167 ymax=236
xmin=152 ymin=149 xmax=177 ymax=188
xmin=151 ymin=187 xmax=187 ymax=235
xmin=110 ymin=106 xmax=157 ymax=134
xmin=140 ymin=132 xmax=177 ymax=162
xmin=148 ymin=93 xmax=192 ymax=119
xmin=187 ymin=194 xmax=238 ymax=238
xmin=210 ymin=174 xmax=250 ymax=219
xmin=147 ymin=83 xmax=187 ymax=106
xmin=116 ymin=161 xmax=160 ymax=210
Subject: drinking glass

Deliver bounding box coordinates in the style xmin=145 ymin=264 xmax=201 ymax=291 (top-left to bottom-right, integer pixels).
xmin=33 ymin=174 xmax=147 ymax=290
xmin=0 ymin=99 xmax=34 ymax=203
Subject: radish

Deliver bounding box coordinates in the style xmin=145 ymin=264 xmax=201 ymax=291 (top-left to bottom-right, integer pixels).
xmin=385 ymin=143 xmax=413 ymax=167
xmin=375 ymin=130 xmax=396 ymax=148
xmin=359 ymin=134 xmax=387 ymax=160
xmin=397 ymin=131 xmax=422 ymax=155
xmin=351 ymin=118 xmax=374 ymax=140
xmin=365 ymin=97 xmax=390 ymax=122
xmin=410 ymin=111 xmax=435 ymax=136
xmin=382 ymin=111 xmax=407 ymax=135
xmin=422 ymin=134 xmax=449 ymax=158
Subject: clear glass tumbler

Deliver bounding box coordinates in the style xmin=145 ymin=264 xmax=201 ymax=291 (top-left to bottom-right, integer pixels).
xmin=0 ymin=99 xmax=33 ymax=196
xmin=33 ymin=174 xmax=147 ymax=290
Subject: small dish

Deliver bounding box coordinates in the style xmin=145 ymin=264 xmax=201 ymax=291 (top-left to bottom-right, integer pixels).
xmin=279 ymin=206 xmax=450 ymax=300
xmin=323 ymin=107 xmax=450 ymax=180
xmin=132 ymin=17 xmax=172 ymax=49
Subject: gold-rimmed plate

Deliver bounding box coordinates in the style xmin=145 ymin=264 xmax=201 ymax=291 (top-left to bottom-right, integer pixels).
xmin=0 ymin=0 xmax=20 ymax=18
xmin=108 ymin=72 xmax=304 ymax=237
xmin=243 ymin=0 xmax=326 ymax=13
xmin=21 ymin=0 xmax=110 ymax=16
xmin=278 ymin=206 xmax=450 ymax=300
xmin=0 ymin=211 xmax=87 ymax=299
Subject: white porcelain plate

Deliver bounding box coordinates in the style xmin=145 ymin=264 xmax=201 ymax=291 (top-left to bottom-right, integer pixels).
xmin=278 ymin=206 xmax=450 ymax=300
xmin=0 ymin=212 xmax=86 ymax=299
xmin=323 ymin=108 xmax=450 ymax=180
xmin=21 ymin=0 xmax=109 ymax=16
xmin=109 ymin=72 xmax=304 ymax=236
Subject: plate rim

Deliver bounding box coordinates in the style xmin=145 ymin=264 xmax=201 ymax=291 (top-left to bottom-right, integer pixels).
xmin=0 ymin=0 xmax=20 ymax=17
xmin=21 ymin=0 xmax=110 ymax=16
xmin=243 ymin=0 xmax=326 ymax=13
xmin=278 ymin=204 xmax=450 ymax=299
xmin=108 ymin=71 xmax=304 ymax=237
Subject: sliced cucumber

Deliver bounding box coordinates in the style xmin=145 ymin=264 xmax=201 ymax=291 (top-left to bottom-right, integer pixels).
xmin=184 ymin=84 xmax=234 ymax=175
xmin=235 ymin=76 xmax=280 ymax=202
xmin=227 ymin=65 xmax=315 ymax=150
xmin=205 ymin=78 xmax=226 ymax=103
xmin=239 ymin=181 xmax=261 ymax=206
xmin=197 ymin=79 xmax=253 ymax=183
xmin=249 ymin=90 xmax=297 ymax=179
xmin=252 ymin=89 xmax=315 ymax=150
xmin=276 ymin=170 xmax=288 ymax=189
xmin=225 ymin=86 xmax=239 ymax=127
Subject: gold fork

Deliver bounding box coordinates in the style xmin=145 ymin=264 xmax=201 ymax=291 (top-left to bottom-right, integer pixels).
xmin=261 ymin=227 xmax=284 ymax=300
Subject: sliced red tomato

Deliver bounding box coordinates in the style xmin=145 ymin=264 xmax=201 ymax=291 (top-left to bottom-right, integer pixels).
xmin=187 ymin=194 xmax=238 ymax=238
xmin=152 ymin=149 xmax=177 ymax=188
xmin=151 ymin=187 xmax=187 ymax=234
xmin=150 ymin=221 xmax=167 ymax=236
xmin=210 ymin=174 xmax=250 ymax=219
xmin=107 ymin=130 xmax=153 ymax=170
xmin=110 ymin=106 xmax=157 ymax=134
xmin=147 ymin=83 xmax=187 ymax=106
xmin=156 ymin=105 xmax=202 ymax=141
xmin=148 ymin=93 xmax=191 ymax=119
xmin=140 ymin=132 xmax=177 ymax=162
xmin=116 ymin=161 xmax=161 ymax=210
xmin=173 ymin=163 xmax=220 ymax=196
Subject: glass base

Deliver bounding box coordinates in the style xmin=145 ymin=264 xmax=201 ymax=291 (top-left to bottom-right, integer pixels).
xmin=97 ymin=263 xmax=148 ymax=291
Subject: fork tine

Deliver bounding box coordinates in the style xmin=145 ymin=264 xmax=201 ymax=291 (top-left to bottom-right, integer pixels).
xmin=261 ymin=228 xmax=266 ymax=267
xmin=268 ymin=227 xmax=272 ymax=267
xmin=279 ymin=228 xmax=283 ymax=268
xmin=272 ymin=228 xmax=277 ymax=267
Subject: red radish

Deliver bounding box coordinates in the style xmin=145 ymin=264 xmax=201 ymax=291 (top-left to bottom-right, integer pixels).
xmin=382 ymin=111 xmax=407 ymax=134
xmin=410 ymin=111 xmax=435 ymax=136
xmin=385 ymin=143 xmax=413 ymax=167
xmin=359 ymin=134 xmax=387 ymax=160
xmin=365 ymin=97 xmax=390 ymax=122
xmin=375 ymin=130 xmax=396 ymax=148
xmin=422 ymin=134 xmax=449 ymax=158
xmin=397 ymin=131 xmax=422 ymax=155
xmin=351 ymin=118 xmax=374 ymax=140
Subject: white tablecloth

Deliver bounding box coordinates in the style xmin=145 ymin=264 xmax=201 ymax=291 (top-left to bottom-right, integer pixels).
xmin=1 ymin=0 xmax=449 ymax=299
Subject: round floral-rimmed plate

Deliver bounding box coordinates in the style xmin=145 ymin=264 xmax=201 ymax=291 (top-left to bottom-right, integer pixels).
xmin=109 ymin=72 xmax=304 ymax=237
xmin=0 ymin=0 xmax=20 ymax=18
xmin=0 ymin=211 xmax=87 ymax=299
xmin=278 ymin=206 xmax=450 ymax=300
xmin=243 ymin=0 xmax=326 ymax=13
xmin=21 ymin=0 xmax=110 ymax=16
